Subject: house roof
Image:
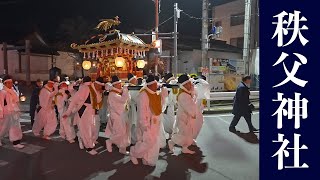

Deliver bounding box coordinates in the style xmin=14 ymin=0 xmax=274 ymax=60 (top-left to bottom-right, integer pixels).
xmin=208 ymin=40 xmax=242 ymax=53
xmin=17 ymin=32 xmax=60 ymax=55
xmin=0 ymin=26 xmax=59 ymax=56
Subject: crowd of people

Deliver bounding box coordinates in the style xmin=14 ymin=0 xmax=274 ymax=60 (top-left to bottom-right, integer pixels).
xmin=0 ymin=72 xmax=211 ymax=166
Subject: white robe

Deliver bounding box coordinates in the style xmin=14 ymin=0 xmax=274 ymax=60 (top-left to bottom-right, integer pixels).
xmin=64 ymin=82 xmax=100 ymax=149
xmin=33 ymin=85 xmax=58 ymax=136
xmin=56 ymin=89 xmax=76 ymax=141
xmin=105 ymin=87 xmax=130 ymax=149
xmin=0 ymin=87 xmax=23 ymax=142
xmin=130 ymin=87 xmax=168 ymax=166
xmin=127 ymin=89 xmax=139 ymax=144
xmin=92 ymin=86 xmax=102 ymax=143
xmin=162 ymin=87 xmax=177 ymax=135
xmin=171 ymin=91 xmax=197 ymax=148
xmin=98 ymin=95 xmax=108 ymax=124
xmin=193 ymin=79 xmax=210 ymax=139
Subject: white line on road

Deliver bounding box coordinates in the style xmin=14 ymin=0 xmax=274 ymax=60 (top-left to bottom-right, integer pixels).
xmin=0 ymin=160 xmax=9 ymax=167
xmin=20 ymin=118 xmax=31 ymax=123
xmin=216 ymin=116 xmax=246 ymax=132
xmin=23 ymin=130 xmax=32 ymax=134
xmin=98 ymin=149 xmax=108 ymax=155
xmin=1 ymin=142 xmax=45 ymax=155
xmin=99 ymin=132 xmax=107 ymax=138
xmin=204 ymin=112 xmax=259 ymax=118
xmin=95 ymin=146 xmax=104 ymax=151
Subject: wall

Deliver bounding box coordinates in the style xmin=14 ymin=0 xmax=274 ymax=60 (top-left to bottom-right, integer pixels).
xmin=177 ymin=49 xmax=242 ymax=74
xmin=0 ymin=44 xmax=19 ymax=74
xmin=0 ymin=44 xmax=76 ymax=81
xmin=55 ymin=51 xmax=76 ymax=77
xmin=212 ymin=0 xmax=245 ymax=44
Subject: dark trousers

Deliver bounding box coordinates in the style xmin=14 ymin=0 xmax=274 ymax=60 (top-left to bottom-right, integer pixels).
xmin=30 ymin=108 xmax=35 ymax=127
xmin=30 ymin=114 xmax=35 ymax=127
xmin=229 ymin=113 xmax=254 ymax=131
xmin=13 ymin=140 xmax=21 ymax=145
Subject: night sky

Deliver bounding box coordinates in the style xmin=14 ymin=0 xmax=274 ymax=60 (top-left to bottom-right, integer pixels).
xmin=0 ymin=0 xmax=231 ymax=45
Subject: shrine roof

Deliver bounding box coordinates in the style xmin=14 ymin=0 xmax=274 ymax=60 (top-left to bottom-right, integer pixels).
xmin=71 ymin=30 xmax=151 ymax=52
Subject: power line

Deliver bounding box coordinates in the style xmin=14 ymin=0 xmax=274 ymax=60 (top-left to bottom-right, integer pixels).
xmin=143 ymin=15 xmax=174 ymax=34
xmin=181 ymin=11 xmax=203 ymax=20
xmin=181 ymin=10 xmax=259 ymax=22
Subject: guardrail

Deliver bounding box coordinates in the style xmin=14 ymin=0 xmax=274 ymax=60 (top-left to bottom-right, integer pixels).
xmin=206 ymin=91 xmax=259 ymax=111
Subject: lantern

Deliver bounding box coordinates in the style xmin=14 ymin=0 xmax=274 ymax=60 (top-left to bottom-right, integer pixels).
xmin=136 ymin=60 xmax=146 ymax=69
xmin=82 ymin=60 xmax=92 ymax=70
xmin=20 ymin=93 xmax=26 ymax=102
xmin=92 ymin=61 xmax=97 ymax=67
xmin=115 ymin=57 xmax=125 ymax=68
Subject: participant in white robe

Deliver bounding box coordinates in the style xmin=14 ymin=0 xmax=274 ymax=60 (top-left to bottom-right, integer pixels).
xmin=63 ymin=76 xmax=101 ymax=155
xmin=169 ymin=74 xmax=197 ymax=154
xmin=32 ymin=81 xmax=58 ymax=139
xmin=162 ymin=73 xmax=178 ymax=136
xmin=56 ymin=82 xmax=76 ymax=143
xmin=0 ymin=77 xmax=24 ymax=148
xmin=105 ymin=76 xmax=130 ymax=154
xmin=192 ymin=78 xmax=210 ymax=141
xmin=92 ymin=77 xmax=104 ymax=144
xmin=130 ymin=75 xmax=168 ymax=166
xmin=127 ymin=73 xmax=139 ymax=144
xmin=67 ymin=81 xmax=81 ymax=127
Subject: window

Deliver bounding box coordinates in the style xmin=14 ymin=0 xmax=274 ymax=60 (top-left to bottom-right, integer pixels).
xmin=230 ymin=37 xmax=244 ymax=48
xmin=230 ymin=12 xmax=245 ymax=26
xmin=214 ymin=21 xmax=222 ymax=27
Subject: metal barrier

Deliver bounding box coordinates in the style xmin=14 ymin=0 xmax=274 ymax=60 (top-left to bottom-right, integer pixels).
xmin=206 ymin=91 xmax=259 ymax=111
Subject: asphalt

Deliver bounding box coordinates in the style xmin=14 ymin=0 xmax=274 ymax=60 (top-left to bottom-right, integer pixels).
xmin=0 ymin=112 xmax=259 ymax=180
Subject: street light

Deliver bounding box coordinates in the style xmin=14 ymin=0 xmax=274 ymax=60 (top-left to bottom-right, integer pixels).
xmin=82 ymin=60 xmax=92 ymax=70
xmin=115 ymin=57 xmax=125 ymax=68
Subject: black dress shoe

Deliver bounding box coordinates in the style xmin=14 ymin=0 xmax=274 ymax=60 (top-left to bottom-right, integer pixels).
xmin=250 ymin=128 xmax=259 ymax=132
xmin=229 ymin=128 xmax=240 ymax=133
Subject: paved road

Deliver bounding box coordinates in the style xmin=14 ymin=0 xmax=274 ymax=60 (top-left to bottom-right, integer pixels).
xmin=0 ymin=112 xmax=259 ymax=180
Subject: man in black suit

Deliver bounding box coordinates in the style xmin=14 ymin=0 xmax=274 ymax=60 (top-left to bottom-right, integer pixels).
xmin=30 ymin=79 xmax=43 ymax=127
xmin=229 ymin=76 xmax=258 ymax=133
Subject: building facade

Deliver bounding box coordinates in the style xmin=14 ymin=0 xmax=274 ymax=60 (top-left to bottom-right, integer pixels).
xmin=212 ymin=0 xmax=259 ymax=77
xmin=212 ymin=0 xmax=245 ymax=48
xmin=0 ymin=43 xmax=77 ymax=81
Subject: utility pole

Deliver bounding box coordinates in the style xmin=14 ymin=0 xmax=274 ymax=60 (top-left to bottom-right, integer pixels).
xmin=201 ymin=0 xmax=209 ymax=68
xmin=25 ymin=40 xmax=31 ymax=85
xmin=173 ymin=3 xmax=179 ymax=75
xmin=154 ymin=0 xmax=159 ymax=75
xmin=3 ymin=42 xmax=8 ymax=74
xmin=243 ymin=0 xmax=252 ymax=75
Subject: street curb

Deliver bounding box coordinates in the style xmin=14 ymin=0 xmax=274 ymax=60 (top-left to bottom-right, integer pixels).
xmin=203 ymin=107 xmax=260 ymax=114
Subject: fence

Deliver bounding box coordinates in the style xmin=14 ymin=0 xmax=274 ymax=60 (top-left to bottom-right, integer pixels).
xmin=206 ymin=91 xmax=259 ymax=111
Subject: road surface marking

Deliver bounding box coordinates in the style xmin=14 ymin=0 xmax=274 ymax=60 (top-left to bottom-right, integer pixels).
xmin=20 ymin=118 xmax=31 ymax=123
xmin=204 ymin=112 xmax=259 ymax=118
xmin=23 ymin=130 xmax=32 ymax=134
xmin=1 ymin=142 xmax=45 ymax=155
xmin=0 ymin=160 xmax=9 ymax=167
xmin=216 ymin=116 xmax=246 ymax=132
xmin=99 ymin=132 xmax=107 ymax=138
xmin=98 ymin=149 xmax=108 ymax=155
xmin=94 ymin=146 xmax=104 ymax=151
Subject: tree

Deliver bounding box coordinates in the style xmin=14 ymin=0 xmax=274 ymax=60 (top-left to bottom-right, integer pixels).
xmin=54 ymin=16 xmax=97 ymax=52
